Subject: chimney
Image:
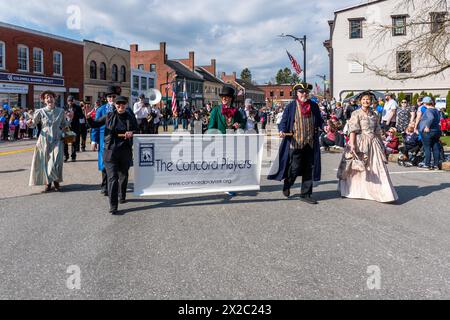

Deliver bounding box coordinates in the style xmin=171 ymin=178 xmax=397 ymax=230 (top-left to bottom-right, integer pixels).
xmin=130 ymin=44 xmax=139 ymax=52
xmin=233 ymin=72 xmax=237 ymax=79
xmin=189 ymin=51 xmax=195 ymax=71
xmin=160 ymin=42 xmax=167 ymax=62
xmin=221 ymin=72 xmax=226 ymax=80
xmin=211 ymin=59 xmax=216 ymax=76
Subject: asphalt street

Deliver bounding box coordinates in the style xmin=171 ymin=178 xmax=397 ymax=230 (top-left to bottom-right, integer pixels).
xmin=0 ymin=139 xmax=449 ymax=300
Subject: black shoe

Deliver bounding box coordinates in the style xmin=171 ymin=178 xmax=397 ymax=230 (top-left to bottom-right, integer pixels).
xmin=119 ymin=199 xmax=127 ymax=204
xmin=300 ymin=195 xmax=318 ymax=205
xmin=283 ymin=180 xmax=291 ymax=198
xmin=71 ymin=158 xmax=76 ymax=162
xmin=54 ymin=182 xmax=61 ymax=192
xmin=64 ymin=157 xmax=69 ymax=163
xmin=109 ymin=207 xmax=119 ymax=215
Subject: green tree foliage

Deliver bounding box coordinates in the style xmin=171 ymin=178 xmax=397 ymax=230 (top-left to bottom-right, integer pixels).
xmin=446 ymin=90 xmax=450 ymax=114
xmin=240 ymin=68 xmax=252 ymax=82
xmin=412 ymin=93 xmax=419 ymax=106
xmin=276 ymin=68 xmax=298 ymax=84
xmin=345 ymin=91 xmax=354 ymax=99
xmin=397 ymin=92 xmax=406 ymax=103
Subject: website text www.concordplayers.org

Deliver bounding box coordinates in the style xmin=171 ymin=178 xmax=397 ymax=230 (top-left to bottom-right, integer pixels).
xmin=168 ymin=179 xmax=232 ymax=187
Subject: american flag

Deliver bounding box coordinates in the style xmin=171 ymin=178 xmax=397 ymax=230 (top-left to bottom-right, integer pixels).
xmin=286 ymin=50 xmax=303 ymax=75
xmin=315 ymin=82 xmax=321 ymax=94
xmin=171 ymin=84 xmax=177 ymax=115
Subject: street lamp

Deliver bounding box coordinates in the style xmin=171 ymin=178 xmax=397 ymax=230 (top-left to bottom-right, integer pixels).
xmin=316 ymin=74 xmax=327 ymax=97
xmin=279 ymin=34 xmax=307 ymax=83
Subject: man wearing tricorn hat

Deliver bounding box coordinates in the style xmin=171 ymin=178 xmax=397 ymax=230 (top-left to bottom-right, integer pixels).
xmin=268 ymin=82 xmax=323 ymax=205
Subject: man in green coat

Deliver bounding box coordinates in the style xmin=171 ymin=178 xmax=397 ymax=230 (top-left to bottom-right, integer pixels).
xmin=208 ymin=86 xmax=245 ymax=134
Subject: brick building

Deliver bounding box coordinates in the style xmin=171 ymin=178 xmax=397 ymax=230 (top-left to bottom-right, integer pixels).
xmin=130 ymin=43 xmax=205 ymax=109
xmin=83 ymin=40 xmax=130 ymax=103
xmin=0 ymin=22 xmax=83 ymax=109
xmin=196 ymin=59 xmax=224 ymax=107
xmin=220 ymin=72 xmax=265 ymax=108
xmin=257 ymin=84 xmax=294 ymax=108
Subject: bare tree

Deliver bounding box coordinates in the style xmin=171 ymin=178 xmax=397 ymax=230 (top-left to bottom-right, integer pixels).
xmin=352 ymin=0 xmax=449 ymax=80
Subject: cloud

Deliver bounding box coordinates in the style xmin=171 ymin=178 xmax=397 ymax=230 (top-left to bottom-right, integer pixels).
xmin=0 ymin=0 xmax=358 ymax=83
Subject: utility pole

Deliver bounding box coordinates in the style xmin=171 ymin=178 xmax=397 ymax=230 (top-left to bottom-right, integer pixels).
xmin=279 ymin=34 xmax=307 ymax=83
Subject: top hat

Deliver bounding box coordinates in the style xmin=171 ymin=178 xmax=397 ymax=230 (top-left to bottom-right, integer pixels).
xmin=106 ymin=86 xmax=120 ymax=97
xmin=293 ymin=83 xmax=313 ymax=92
xmin=219 ymin=86 xmax=236 ymax=97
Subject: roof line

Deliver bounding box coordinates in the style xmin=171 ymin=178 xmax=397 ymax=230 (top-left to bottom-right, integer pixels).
xmin=0 ymin=21 xmax=83 ymax=45
xmin=334 ymin=0 xmax=388 ymax=14
xmin=83 ymin=39 xmax=130 ymax=52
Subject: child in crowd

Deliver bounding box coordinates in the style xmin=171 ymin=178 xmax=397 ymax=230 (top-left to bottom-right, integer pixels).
xmin=384 ymin=127 xmax=399 ymax=155
xmin=19 ymin=116 xmax=27 ymax=140
xmin=9 ymin=114 xmax=17 ymax=141
xmin=400 ymin=126 xmax=421 ymax=156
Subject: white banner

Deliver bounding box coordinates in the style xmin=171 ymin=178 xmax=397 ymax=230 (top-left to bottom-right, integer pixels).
xmin=133 ymin=134 xmax=265 ymax=196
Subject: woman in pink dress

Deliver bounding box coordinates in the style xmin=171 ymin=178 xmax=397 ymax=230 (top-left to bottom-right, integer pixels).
xmin=337 ymin=91 xmax=398 ymax=203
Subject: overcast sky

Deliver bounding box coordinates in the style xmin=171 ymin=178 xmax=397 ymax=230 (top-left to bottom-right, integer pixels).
xmin=0 ymin=0 xmax=364 ymax=84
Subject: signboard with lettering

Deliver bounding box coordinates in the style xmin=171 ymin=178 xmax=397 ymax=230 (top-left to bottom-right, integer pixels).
xmin=0 ymin=83 xmax=29 ymax=94
xmin=0 ymin=72 xmax=64 ymax=86
xmin=134 ymin=134 xmax=265 ymax=196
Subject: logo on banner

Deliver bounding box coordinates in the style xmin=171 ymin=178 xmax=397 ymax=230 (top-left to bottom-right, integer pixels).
xmin=139 ymin=143 xmax=155 ymax=167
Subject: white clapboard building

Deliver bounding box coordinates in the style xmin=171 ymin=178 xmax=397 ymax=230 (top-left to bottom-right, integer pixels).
xmin=324 ymin=0 xmax=450 ymax=101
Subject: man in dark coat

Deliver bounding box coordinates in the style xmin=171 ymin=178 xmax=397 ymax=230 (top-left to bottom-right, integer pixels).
xmin=267 ymin=83 xmax=324 ymax=205
xmin=87 ymin=96 xmax=138 ymax=215
xmin=64 ymin=95 xmax=85 ymax=162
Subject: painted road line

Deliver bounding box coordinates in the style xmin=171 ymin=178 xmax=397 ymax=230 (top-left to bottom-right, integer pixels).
xmin=0 ymin=148 xmax=34 ymax=156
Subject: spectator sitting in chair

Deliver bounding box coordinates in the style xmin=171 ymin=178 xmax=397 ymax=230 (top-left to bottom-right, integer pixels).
xmin=384 ymin=127 xmax=400 ymax=155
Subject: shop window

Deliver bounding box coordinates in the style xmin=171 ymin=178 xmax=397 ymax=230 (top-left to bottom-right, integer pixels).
xmin=90 ymin=61 xmax=97 ymax=79
xmin=112 ymin=64 xmax=118 ymax=82
xmin=141 ymin=77 xmax=147 ymax=91
xmin=133 ymin=75 xmax=139 ymax=90
xmin=18 ymin=45 xmax=29 ymax=71
xmin=0 ymin=41 xmax=4 ymax=69
xmin=53 ymin=51 xmax=63 ymax=76
xmin=100 ymin=62 xmax=106 ymax=80
xmin=120 ymin=65 xmax=126 ymax=82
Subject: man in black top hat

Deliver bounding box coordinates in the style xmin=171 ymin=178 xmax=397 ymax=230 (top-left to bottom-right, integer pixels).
xmin=87 ymin=95 xmax=138 ymax=215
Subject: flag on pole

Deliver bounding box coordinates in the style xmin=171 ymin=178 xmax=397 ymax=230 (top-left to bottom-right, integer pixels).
xmin=315 ymin=82 xmax=321 ymax=94
xmin=286 ymin=50 xmax=303 ymax=75
xmin=171 ymin=84 xmax=177 ymax=115
xmin=182 ymin=78 xmax=188 ymax=107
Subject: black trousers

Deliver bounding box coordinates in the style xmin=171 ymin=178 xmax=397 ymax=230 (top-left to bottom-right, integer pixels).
xmin=101 ymin=169 xmax=108 ymax=193
xmin=137 ymin=118 xmax=149 ymax=134
xmin=78 ymin=124 xmax=87 ymax=151
xmin=104 ymin=149 xmax=132 ymax=209
xmin=284 ymin=145 xmax=314 ymax=197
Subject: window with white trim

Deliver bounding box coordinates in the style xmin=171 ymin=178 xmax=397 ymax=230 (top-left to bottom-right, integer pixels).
xmin=0 ymin=41 xmax=5 ymax=70
xmin=53 ymin=51 xmax=63 ymax=75
xmin=33 ymin=48 xmax=44 ymax=73
xmin=18 ymin=45 xmax=29 ymax=71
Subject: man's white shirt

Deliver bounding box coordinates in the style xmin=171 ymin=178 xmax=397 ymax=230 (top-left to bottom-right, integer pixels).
xmin=133 ymin=102 xmax=149 ymax=119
